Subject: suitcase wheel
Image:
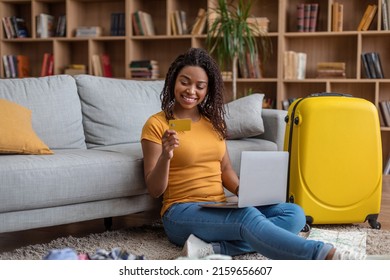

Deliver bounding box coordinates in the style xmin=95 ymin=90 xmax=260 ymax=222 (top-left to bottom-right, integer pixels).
xmin=368 ymin=219 xmax=381 ymax=230
xmin=301 ymin=223 xmax=311 ymax=233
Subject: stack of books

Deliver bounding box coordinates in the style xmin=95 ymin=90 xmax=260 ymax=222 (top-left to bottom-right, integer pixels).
xmin=64 ymin=64 xmax=87 ymax=76
xmin=316 ymin=62 xmax=346 ymax=78
xmin=129 ymin=60 xmax=159 ymax=79
xmin=132 ymin=11 xmax=155 ymax=36
xmin=297 ymin=3 xmax=319 ymax=32
xmin=170 ymin=10 xmax=188 ymax=35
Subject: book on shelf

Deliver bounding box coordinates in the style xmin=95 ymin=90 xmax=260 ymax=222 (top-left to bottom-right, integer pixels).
xmin=55 ymin=15 xmax=66 ymax=37
xmin=36 ymin=13 xmax=55 ymax=38
xmin=75 ymin=26 xmax=102 ymax=37
xmin=110 ymin=13 xmax=125 ymax=36
xmin=361 ymin=52 xmax=384 ymax=79
xmin=384 ymin=152 xmax=390 ymax=175
xmin=64 ymin=64 xmax=87 ymax=76
xmin=129 ymin=60 xmax=159 ymax=79
xmin=238 ymin=52 xmax=263 ymax=78
xmin=171 ymin=10 xmax=188 ymax=35
xmin=16 ymin=55 xmax=30 ymax=78
xmin=283 ymin=51 xmax=307 ymax=80
xmin=100 ymin=54 xmax=113 ymax=77
xmin=332 ymin=2 xmax=343 ymax=32
xmin=2 ymin=55 xmax=11 ymax=78
xmin=40 ymin=53 xmax=54 ymax=77
xmin=132 ymin=11 xmax=155 ymax=36
xmin=379 ymin=101 xmax=390 ymax=127
xmin=382 ymin=0 xmax=389 ymax=30
xmin=357 ymin=4 xmax=378 ymax=31
xmin=90 ymin=54 xmax=113 ymax=77
xmin=190 ymin=8 xmax=207 ymax=35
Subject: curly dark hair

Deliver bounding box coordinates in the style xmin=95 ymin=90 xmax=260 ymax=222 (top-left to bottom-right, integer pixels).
xmin=161 ymin=48 xmax=227 ymax=139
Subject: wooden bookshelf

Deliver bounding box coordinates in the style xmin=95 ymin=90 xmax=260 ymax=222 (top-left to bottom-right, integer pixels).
xmin=0 ymin=0 xmax=390 ymax=174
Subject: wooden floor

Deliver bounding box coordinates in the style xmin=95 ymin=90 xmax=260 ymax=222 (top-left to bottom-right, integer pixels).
xmin=1 ymin=177 xmax=389 ymax=254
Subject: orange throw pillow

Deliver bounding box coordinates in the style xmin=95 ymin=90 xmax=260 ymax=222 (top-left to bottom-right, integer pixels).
xmin=0 ymin=98 xmax=53 ymax=155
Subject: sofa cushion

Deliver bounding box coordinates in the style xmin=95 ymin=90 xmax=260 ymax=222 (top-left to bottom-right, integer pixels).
xmin=0 ymin=75 xmax=86 ymax=149
xmin=75 ymin=75 xmax=163 ymax=147
xmin=0 ymin=145 xmax=147 ymax=212
xmin=0 ymin=99 xmax=53 ymax=155
xmin=225 ymin=93 xmax=264 ymax=139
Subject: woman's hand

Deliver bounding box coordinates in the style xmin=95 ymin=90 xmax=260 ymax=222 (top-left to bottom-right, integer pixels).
xmin=161 ymin=129 xmax=179 ymax=160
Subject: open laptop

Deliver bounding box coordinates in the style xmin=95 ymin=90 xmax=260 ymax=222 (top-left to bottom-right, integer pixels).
xmin=201 ymin=151 xmax=289 ymax=208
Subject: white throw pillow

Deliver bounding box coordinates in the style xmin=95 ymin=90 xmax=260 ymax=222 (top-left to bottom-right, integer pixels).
xmin=225 ymin=93 xmax=264 ymax=139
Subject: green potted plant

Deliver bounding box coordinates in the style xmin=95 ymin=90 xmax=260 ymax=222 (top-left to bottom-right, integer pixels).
xmin=206 ymin=0 xmax=271 ymax=100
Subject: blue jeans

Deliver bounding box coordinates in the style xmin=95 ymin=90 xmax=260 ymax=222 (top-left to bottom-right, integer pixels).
xmin=162 ymin=202 xmax=333 ymax=260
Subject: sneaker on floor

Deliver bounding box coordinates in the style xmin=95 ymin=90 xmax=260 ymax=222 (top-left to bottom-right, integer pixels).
xmin=182 ymin=234 xmax=215 ymax=258
xmin=333 ymin=249 xmax=390 ymax=260
xmin=332 ymin=249 xmax=366 ymax=260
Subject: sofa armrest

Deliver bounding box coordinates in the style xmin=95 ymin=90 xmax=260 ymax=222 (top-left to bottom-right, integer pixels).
xmin=257 ymin=109 xmax=287 ymax=151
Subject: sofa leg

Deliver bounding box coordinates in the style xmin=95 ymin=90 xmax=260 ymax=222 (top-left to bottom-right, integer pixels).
xmin=104 ymin=217 xmax=113 ymax=231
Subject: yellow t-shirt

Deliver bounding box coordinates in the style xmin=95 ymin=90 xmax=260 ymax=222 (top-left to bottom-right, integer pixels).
xmin=141 ymin=111 xmax=227 ymax=216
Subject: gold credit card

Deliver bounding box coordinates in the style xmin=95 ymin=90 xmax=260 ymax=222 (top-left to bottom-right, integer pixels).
xmin=168 ymin=119 xmax=191 ymax=131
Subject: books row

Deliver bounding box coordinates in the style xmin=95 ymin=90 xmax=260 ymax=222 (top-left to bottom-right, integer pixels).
xmin=170 ymin=10 xmax=188 ymax=35
xmin=357 ymin=4 xmax=377 ymax=31
xmin=129 ymin=60 xmax=159 ymax=79
xmin=379 ymin=101 xmax=390 ymax=127
xmin=332 ymin=2 xmax=344 ymax=31
xmin=36 ymin=14 xmax=66 ymax=38
xmin=238 ymin=53 xmax=263 ymax=79
xmin=110 ymin=13 xmax=125 ymax=36
xmin=297 ymin=3 xmax=319 ymax=32
xmin=2 ymin=55 xmax=30 ymax=78
xmin=91 ymin=54 xmax=113 ymax=77
xmin=361 ymin=52 xmax=384 ymax=79
xmin=2 ymin=16 xmax=29 ymax=39
xmin=132 ymin=10 xmax=155 ymax=36
xmin=191 ymin=8 xmax=207 ymax=35
xmin=283 ymin=51 xmax=307 ymax=80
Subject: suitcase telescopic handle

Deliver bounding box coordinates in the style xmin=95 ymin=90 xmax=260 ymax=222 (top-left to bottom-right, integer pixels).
xmin=309 ymin=92 xmax=352 ymax=97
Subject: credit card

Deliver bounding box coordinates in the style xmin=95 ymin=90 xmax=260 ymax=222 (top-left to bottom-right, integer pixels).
xmin=168 ymin=119 xmax=191 ymax=131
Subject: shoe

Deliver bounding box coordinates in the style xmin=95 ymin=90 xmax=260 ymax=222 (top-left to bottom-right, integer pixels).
xmin=182 ymin=234 xmax=215 ymax=258
xmin=332 ymin=249 xmax=366 ymax=260
xmin=332 ymin=249 xmax=390 ymax=260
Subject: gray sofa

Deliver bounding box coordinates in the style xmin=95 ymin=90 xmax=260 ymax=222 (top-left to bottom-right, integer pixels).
xmin=0 ymin=74 xmax=287 ymax=234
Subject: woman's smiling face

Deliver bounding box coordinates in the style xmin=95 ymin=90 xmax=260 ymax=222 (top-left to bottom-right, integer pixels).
xmin=174 ymin=66 xmax=208 ymax=111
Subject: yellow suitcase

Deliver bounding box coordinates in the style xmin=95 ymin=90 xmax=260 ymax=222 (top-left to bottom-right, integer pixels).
xmin=284 ymin=93 xmax=382 ymax=229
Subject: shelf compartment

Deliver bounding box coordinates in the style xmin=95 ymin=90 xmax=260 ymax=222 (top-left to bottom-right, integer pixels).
xmin=67 ymin=0 xmax=125 ymax=37
xmin=128 ymin=37 xmax=192 ymax=79
xmin=284 ymin=34 xmax=358 ymax=79
xmin=1 ymin=40 xmax=53 ymax=76
xmin=223 ymin=80 xmax=277 ymax=104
